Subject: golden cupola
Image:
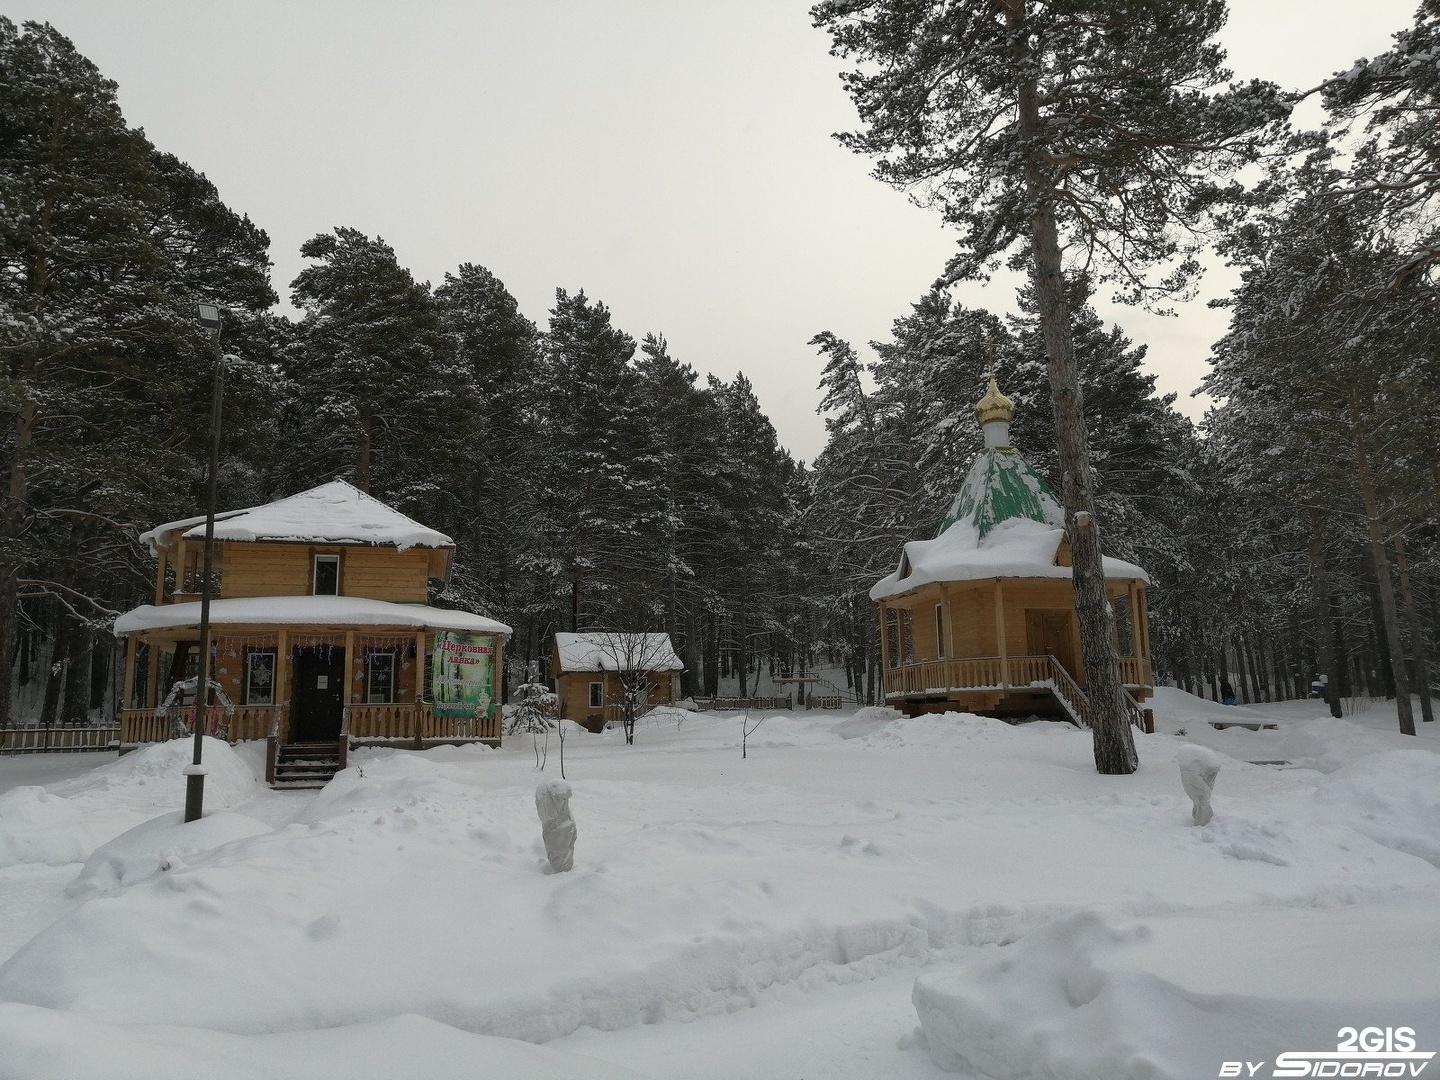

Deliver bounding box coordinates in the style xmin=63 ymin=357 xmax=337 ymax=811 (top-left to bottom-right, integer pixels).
xmin=975 ymin=374 xmax=1015 ymax=448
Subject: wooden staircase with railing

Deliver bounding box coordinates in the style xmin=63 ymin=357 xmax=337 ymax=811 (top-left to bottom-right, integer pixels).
xmin=1043 ymin=656 xmax=1147 ymax=731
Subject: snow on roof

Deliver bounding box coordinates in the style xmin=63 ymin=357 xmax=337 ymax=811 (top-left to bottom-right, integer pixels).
xmin=139 ymin=481 xmax=453 ymax=554
xmin=554 ymin=632 xmax=684 ymax=673
xmin=113 ymin=595 xmax=510 ymax=637
xmin=869 ymin=516 xmax=1149 ymax=602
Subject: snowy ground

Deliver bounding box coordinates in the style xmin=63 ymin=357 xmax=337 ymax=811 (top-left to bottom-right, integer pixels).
xmin=1 ymin=690 xmax=1437 ymax=1079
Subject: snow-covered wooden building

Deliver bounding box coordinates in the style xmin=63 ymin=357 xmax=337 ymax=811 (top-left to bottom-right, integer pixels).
xmin=871 ymin=377 xmax=1153 ymax=723
xmin=114 ymin=481 xmax=510 ymax=783
xmin=551 ymin=632 xmax=683 ymax=732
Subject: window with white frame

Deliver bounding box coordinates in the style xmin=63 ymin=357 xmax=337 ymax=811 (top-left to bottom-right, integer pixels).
xmin=588 ymin=681 xmax=603 ymax=708
xmin=313 ymin=554 xmax=340 ymax=595
xmin=366 ymin=651 xmax=395 ymax=703
xmin=245 ymin=650 xmax=276 ymax=705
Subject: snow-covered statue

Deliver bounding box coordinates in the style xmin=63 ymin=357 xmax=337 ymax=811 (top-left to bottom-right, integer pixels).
xmin=535 ymin=779 xmax=576 ymax=873
xmin=1176 ymin=744 xmax=1223 ymax=826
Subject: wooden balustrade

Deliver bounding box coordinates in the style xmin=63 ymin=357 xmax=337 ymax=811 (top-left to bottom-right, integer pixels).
xmin=884 ymin=655 xmax=1150 ymax=698
xmin=1043 ymin=656 xmax=1092 ymax=727
xmin=346 ymin=703 xmax=499 ymax=742
xmin=227 ymin=707 xmax=283 ymax=742
xmin=120 ymin=702 xmax=500 ymax=746
xmin=120 ymin=710 xmax=172 ymax=744
xmin=1118 ymin=657 xmax=1153 ymax=688
xmin=120 ymin=706 xmax=280 ymax=744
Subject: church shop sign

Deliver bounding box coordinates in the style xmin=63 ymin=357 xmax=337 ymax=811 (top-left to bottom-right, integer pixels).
xmin=431 ymin=631 xmax=497 ymax=723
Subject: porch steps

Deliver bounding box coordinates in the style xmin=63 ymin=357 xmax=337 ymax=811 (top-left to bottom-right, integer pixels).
xmin=271 ymin=741 xmax=344 ymax=790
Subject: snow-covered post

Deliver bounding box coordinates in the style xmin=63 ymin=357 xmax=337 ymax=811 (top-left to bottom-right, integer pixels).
xmin=1176 ymin=744 xmax=1222 ymax=826
xmin=535 ymin=779 xmax=576 ymax=872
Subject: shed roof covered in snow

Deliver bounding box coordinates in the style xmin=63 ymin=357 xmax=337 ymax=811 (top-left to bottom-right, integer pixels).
xmin=140 ymin=480 xmax=454 ymax=554
xmin=553 ymin=632 xmax=684 ymax=673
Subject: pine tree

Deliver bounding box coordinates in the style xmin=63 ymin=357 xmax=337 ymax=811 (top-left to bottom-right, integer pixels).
xmin=812 ymin=0 xmax=1290 ymax=772
xmin=0 ymin=20 xmax=275 ymax=723
xmin=287 ymin=227 xmax=476 ymax=524
xmin=434 ymin=263 xmax=543 ymax=657
xmin=1206 ymin=177 xmax=1432 ymax=733
xmin=1318 ymin=0 xmax=1440 ymax=302
xmin=537 ymin=289 xmax=658 ymax=630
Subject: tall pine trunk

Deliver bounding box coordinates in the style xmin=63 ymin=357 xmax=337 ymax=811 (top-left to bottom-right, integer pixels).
xmin=1009 ymin=5 xmax=1134 ymax=773
xmin=1393 ymin=535 xmax=1433 ymax=724
xmin=1348 ymin=394 xmax=1414 ymax=734
xmin=1307 ymin=510 xmax=1345 ymax=717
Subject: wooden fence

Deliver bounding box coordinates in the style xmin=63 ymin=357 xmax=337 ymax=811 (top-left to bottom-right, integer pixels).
xmin=693 ymin=695 xmax=793 ymax=712
xmin=1 ymin=725 xmax=120 ymax=753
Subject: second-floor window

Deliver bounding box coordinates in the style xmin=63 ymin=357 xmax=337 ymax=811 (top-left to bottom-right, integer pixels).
xmin=313 ymin=554 xmax=340 ymax=595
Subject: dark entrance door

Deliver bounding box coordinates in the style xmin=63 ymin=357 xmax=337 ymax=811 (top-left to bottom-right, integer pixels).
xmin=1026 ymin=610 xmax=1078 ymax=681
xmin=292 ymin=646 xmax=345 ymax=741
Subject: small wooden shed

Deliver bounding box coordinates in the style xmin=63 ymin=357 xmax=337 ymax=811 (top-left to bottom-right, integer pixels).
xmin=552 ymin=632 xmax=683 ymax=732
xmin=113 ymin=481 xmax=511 ymax=784
xmin=871 ymin=377 xmax=1153 ymax=723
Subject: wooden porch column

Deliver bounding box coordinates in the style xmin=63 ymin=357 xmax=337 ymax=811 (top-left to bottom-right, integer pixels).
xmin=122 ymin=636 xmax=139 ymax=713
xmin=274 ymin=629 xmax=289 ymax=741
xmin=414 ymin=630 xmax=427 ymax=744
xmin=1137 ymin=586 xmax=1151 ymax=671
xmin=343 ymin=629 xmax=355 ymax=707
xmin=175 ymin=539 xmax=188 ymax=595
xmin=994 ymin=581 xmax=1008 ymax=688
xmin=941 ymin=585 xmax=954 ymax=660
xmin=144 ymin=639 xmax=161 ymax=709
xmin=877 ymin=604 xmax=890 ymax=700
xmin=877 ymin=603 xmax=890 ymax=669
xmin=153 ymin=548 xmax=167 ymax=605
xmin=493 ymin=634 xmax=505 ymax=713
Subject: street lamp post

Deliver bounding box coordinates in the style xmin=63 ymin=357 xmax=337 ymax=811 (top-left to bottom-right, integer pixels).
xmin=184 ymin=302 xmax=228 ymax=824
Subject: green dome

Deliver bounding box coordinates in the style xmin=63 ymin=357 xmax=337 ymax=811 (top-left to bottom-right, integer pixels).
xmin=936 ymin=447 xmax=1063 ymax=542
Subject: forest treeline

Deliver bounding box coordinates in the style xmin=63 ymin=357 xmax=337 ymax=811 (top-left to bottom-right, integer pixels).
xmin=3 ymin=14 xmax=1437 ymax=726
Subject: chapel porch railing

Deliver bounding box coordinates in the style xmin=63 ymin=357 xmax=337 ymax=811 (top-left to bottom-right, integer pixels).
xmin=883 ymin=655 xmax=1151 ymax=699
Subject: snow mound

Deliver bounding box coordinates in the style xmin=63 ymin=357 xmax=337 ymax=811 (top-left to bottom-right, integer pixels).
xmin=856 ymin=711 xmax=1017 ymax=750
xmin=0 ymin=788 xmax=122 ymax=868
xmin=50 ymin=737 xmax=260 ymax=812
xmin=67 ymin=810 xmax=273 ymax=899
xmin=1314 ymin=749 xmax=1440 ymax=867
xmin=1277 ymin=716 xmax=1425 ymax=773
xmin=0 ymin=1003 xmax=651 ymax=1080
xmin=1148 ymin=685 xmax=1276 ymax=731
xmin=913 ymin=899 xmax=1440 ymax=1080
xmin=742 ymin=714 xmax=844 ymax=748
xmin=639 ymin=705 xmax=697 ymax=727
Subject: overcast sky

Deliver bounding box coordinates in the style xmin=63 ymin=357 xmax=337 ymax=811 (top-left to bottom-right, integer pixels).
xmin=13 ymin=1 xmax=1421 ymax=461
